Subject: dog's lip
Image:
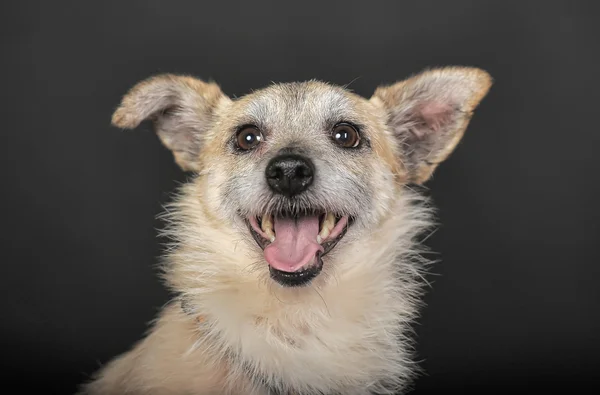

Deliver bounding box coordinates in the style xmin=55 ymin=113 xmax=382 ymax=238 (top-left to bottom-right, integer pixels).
xmin=244 ymin=213 xmax=352 ymax=260
xmin=269 ymin=254 xmax=324 ymax=287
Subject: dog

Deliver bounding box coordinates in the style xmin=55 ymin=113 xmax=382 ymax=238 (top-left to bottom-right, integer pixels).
xmin=79 ymin=66 xmax=491 ymax=395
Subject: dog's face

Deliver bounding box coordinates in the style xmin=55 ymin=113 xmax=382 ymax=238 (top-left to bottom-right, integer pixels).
xmin=112 ymin=68 xmax=491 ymax=287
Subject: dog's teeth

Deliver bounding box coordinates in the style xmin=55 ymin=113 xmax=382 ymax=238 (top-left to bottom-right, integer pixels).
xmin=322 ymin=212 xmax=336 ymax=233
xmin=318 ymin=212 xmax=336 ymax=243
xmin=261 ymin=214 xmax=275 ymax=242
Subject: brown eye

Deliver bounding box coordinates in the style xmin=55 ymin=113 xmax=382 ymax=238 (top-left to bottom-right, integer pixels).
xmin=236 ymin=126 xmax=263 ymax=150
xmin=331 ymin=123 xmax=360 ymax=148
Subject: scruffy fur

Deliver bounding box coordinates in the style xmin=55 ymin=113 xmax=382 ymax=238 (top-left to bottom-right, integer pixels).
xmin=80 ymin=67 xmax=492 ymax=395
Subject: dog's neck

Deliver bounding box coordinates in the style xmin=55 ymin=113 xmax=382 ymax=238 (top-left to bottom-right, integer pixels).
xmin=179 ymin=295 xmax=347 ymax=395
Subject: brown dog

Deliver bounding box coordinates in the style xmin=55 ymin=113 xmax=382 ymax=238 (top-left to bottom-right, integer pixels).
xmin=79 ymin=67 xmax=491 ymax=395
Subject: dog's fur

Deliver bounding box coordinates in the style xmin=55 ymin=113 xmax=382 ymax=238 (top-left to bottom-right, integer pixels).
xmin=80 ymin=67 xmax=491 ymax=395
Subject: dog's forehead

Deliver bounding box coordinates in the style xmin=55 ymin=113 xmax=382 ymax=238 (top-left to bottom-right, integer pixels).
xmin=237 ymin=81 xmax=364 ymax=129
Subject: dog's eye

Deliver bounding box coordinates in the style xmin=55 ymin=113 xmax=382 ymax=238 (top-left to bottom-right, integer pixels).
xmin=236 ymin=126 xmax=263 ymax=150
xmin=331 ymin=123 xmax=360 ymax=148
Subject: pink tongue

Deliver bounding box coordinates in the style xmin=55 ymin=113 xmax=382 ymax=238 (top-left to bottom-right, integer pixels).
xmin=264 ymin=216 xmax=324 ymax=273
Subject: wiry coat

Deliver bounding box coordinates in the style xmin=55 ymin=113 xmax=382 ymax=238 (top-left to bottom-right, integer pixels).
xmin=80 ymin=67 xmax=491 ymax=395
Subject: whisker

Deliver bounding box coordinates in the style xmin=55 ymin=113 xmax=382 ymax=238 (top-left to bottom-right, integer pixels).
xmin=310 ymin=283 xmax=331 ymax=318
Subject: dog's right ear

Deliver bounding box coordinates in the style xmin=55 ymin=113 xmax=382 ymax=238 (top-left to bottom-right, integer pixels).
xmin=111 ymin=74 xmax=231 ymax=172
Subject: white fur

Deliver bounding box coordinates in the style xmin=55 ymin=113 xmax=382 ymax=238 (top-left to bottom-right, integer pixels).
xmin=152 ymin=179 xmax=434 ymax=395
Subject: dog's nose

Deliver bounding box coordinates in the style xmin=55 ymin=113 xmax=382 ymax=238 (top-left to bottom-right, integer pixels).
xmin=265 ymin=154 xmax=314 ymax=197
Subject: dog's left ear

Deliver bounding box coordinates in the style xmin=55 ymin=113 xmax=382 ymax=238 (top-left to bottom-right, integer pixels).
xmin=111 ymin=74 xmax=231 ymax=172
xmin=371 ymin=67 xmax=492 ymax=184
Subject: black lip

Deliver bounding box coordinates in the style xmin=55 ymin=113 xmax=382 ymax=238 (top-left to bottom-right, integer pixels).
xmin=320 ymin=220 xmax=350 ymax=257
xmin=248 ymin=220 xmax=270 ymax=250
xmin=269 ymin=255 xmax=323 ymax=287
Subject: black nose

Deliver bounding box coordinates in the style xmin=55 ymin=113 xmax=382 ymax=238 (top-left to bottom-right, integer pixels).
xmin=265 ymin=154 xmax=315 ymax=197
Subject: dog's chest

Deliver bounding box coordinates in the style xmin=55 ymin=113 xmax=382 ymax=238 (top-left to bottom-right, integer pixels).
xmin=229 ymin=314 xmax=398 ymax=394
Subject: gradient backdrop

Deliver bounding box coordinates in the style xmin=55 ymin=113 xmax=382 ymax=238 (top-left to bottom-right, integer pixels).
xmin=2 ymin=1 xmax=598 ymax=393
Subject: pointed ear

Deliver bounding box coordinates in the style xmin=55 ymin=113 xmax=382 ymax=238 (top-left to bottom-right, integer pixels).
xmin=370 ymin=67 xmax=492 ymax=184
xmin=111 ymin=74 xmax=231 ymax=172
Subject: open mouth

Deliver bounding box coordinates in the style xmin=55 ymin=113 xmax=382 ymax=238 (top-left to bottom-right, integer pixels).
xmin=246 ymin=212 xmax=351 ymax=287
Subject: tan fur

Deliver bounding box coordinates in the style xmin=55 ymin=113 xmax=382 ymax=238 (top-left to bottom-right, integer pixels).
xmin=80 ymin=67 xmax=491 ymax=395
xmin=112 ymin=74 xmax=231 ymax=172
xmin=371 ymin=67 xmax=492 ymax=184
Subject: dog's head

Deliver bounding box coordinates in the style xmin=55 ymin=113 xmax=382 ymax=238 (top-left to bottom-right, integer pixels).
xmin=112 ymin=68 xmax=491 ymax=288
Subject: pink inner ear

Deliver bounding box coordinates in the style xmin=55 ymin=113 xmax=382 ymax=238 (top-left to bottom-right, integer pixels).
xmin=418 ymin=101 xmax=454 ymax=134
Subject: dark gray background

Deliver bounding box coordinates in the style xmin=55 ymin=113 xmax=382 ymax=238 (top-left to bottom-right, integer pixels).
xmin=2 ymin=1 xmax=598 ymax=393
